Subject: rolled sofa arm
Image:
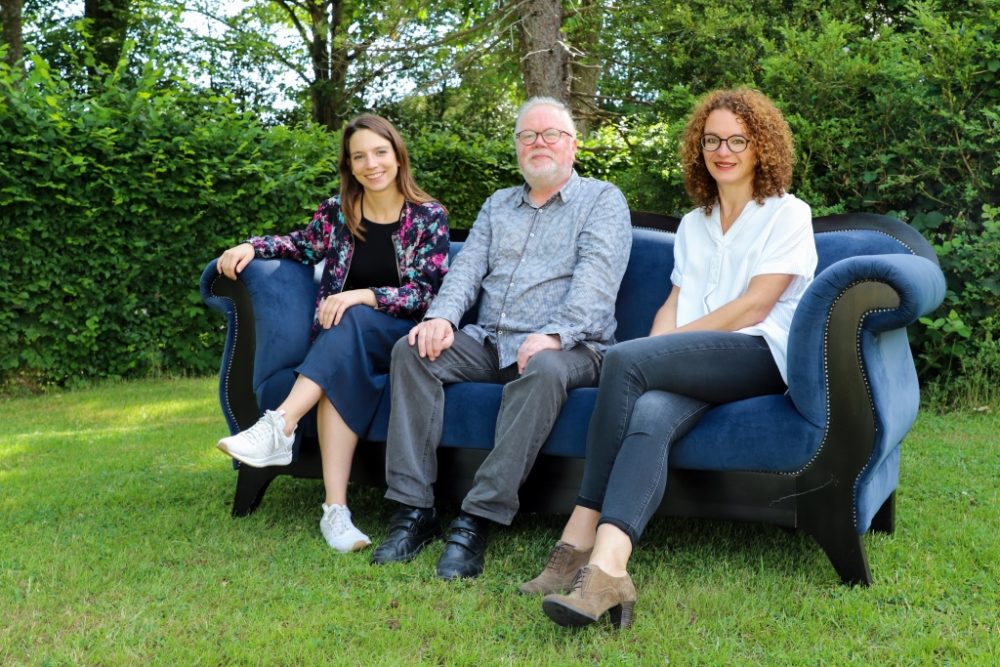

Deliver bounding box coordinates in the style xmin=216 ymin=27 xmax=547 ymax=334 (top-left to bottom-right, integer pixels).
xmin=199 ymin=258 xmax=317 ymax=435
xmin=787 ymin=253 xmax=946 ymax=427
xmin=784 ymin=253 xmax=946 ymax=532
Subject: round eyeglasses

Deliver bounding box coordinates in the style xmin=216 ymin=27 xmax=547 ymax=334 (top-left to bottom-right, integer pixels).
xmin=701 ymin=134 xmax=750 ymax=153
xmin=515 ymin=128 xmax=573 ymax=145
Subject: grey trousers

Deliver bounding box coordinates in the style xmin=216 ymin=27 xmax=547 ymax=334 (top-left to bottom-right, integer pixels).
xmin=384 ymin=331 xmax=601 ymax=525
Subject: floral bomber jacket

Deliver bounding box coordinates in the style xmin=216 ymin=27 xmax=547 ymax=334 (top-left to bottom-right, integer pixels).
xmin=247 ymin=195 xmax=449 ymax=332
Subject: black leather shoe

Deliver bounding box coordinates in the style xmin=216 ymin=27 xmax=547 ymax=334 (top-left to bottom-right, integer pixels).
xmin=371 ymin=505 xmax=442 ymax=565
xmin=436 ymin=512 xmax=491 ymax=580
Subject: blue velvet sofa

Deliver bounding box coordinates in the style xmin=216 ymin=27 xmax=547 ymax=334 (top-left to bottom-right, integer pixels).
xmin=200 ymin=211 xmax=945 ymax=585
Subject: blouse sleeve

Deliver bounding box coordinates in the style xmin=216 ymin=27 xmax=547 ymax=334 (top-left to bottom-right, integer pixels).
xmin=247 ymin=198 xmax=337 ymax=264
xmin=670 ymin=212 xmax=692 ymax=288
xmin=753 ymin=197 xmax=817 ymax=280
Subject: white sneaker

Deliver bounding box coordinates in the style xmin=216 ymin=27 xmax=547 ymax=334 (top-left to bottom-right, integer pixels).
xmin=320 ymin=503 xmax=371 ymax=553
xmin=217 ymin=410 xmax=295 ymax=467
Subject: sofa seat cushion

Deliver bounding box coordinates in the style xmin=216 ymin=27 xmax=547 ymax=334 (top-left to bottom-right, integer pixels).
xmin=668 ymin=394 xmax=823 ymax=472
xmin=438 ymin=383 xmax=599 ymax=457
xmin=420 ymin=383 xmax=823 ymax=473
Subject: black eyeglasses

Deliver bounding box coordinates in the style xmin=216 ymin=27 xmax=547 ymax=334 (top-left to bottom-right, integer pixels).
xmin=515 ymin=128 xmax=573 ymax=145
xmin=701 ymin=134 xmax=750 ymax=153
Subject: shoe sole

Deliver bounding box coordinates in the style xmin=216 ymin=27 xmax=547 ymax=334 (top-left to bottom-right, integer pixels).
xmin=542 ymin=598 xmax=600 ymax=627
xmin=329 ymin=539 xmax=371 ymax=554
xmin=436 ymin=563 xmax=484 ymax=580
xmin=216 ymin=440 xmax=292 ymax=467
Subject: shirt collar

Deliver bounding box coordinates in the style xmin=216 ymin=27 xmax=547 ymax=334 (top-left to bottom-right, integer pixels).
xmin=519 ymin=169 xmax=580 ymax=208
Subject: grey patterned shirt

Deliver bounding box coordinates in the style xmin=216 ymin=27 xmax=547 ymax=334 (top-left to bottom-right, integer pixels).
xmin=426 ymin=170 xmax=632 ymax=367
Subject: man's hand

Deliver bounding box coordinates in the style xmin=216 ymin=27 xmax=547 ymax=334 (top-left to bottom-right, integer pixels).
xmin=516 ymin=333 xmax=561 ymax=374
xmin=407 ymin=318 xmax=455 ymax=361
xmin=318 ymin=289 xmax=377 ymax=328
xmin=217 ymin=243 xmax=255 ymax=280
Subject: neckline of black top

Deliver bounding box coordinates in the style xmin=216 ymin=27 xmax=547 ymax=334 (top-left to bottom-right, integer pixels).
xmin=361 ymin=199 xmax=405 ymax=225
xmin=360 ymin=217 xmax=401 ymax=231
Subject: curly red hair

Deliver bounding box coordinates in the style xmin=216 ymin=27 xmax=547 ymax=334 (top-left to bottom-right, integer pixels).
xmin=680 ymin=88 xmax=795 ymax=213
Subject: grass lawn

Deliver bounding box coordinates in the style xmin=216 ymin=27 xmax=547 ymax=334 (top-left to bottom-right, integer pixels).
xmin=1 ymin=377 xmax=997 ymax=665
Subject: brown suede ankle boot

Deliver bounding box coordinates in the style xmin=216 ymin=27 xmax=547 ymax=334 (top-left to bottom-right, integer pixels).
xmin=541 ymin=564 xmax=637 ymax=629
xmin=519 ymin=541 xmax=593 ymax=595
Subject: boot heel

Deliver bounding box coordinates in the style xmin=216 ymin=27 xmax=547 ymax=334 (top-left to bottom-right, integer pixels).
xmin=609 ymin=601 xmax=635 ymax=629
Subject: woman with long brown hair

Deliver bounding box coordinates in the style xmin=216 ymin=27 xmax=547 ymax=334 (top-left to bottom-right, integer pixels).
xmin=215 ymin=114 xmax=448 ymax=553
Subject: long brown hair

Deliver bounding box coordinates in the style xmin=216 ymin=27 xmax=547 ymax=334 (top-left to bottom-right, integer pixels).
xmin=338 ymin=114 xmax=437 ymax=238
xmin=680 ymin=88 xmax=795 ymax=213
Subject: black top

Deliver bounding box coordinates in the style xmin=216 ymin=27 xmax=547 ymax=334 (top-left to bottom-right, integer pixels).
xmin=345 ymin=218 xmax=402 ymax=290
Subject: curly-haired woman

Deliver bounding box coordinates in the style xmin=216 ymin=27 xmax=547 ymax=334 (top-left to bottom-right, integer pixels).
xmin=215 ymin=114 xmax=448 ymax=554
xmin=522 ymin=88 xmax=818 ymax=628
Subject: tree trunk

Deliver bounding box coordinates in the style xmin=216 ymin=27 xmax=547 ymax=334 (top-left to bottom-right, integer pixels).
xmin=84 ymin=0 xmax=131 ymax=76
xmin=305 ymin=0 xmax=348 ymax=131
xmin=0 ymin=0 xmax=23 ymax=69
xmin=328 ymin=0 xmax=349 ymax=129
xmin=565 ymin=0 xmax=602 ymax=135
xmin=517 ymin=0 xmax=570 ymax=104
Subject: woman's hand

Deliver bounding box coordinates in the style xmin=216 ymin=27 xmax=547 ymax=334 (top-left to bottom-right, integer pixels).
xmin=318 ymin=289 xmax=377 ymax=328
xmin=649 ymin=286 xmax=680 ymax=336
xmin=217 ymin=243 xmax=255 ymax=280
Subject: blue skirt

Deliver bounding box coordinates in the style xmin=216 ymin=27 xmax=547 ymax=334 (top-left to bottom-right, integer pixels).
xmin=295 ymin=305 xmax=414 ymax=436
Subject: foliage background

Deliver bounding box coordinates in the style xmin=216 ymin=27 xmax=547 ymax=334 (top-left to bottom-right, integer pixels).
xmin=1 ymin=1 xmax=997 ymax=401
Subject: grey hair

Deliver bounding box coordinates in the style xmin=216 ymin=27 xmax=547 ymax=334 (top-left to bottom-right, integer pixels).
xmin=515 ymin=96 xmax=577 ymax=135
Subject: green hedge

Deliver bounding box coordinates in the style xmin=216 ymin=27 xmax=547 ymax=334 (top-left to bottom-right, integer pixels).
xmin=758 ymin=6 xmax=999 ymax=403
xmin=0 ymin=59 xmax=340 ymax=387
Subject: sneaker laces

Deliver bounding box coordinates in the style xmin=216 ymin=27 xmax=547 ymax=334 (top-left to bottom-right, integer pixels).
xmin=323 ymin=505 xmax=351 ymax=534
xmin=237 ymin=417 xmax=278 ymax=449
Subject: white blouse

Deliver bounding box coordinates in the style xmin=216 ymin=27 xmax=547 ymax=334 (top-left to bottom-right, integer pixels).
xmin=671 ymin=193 xmax=818 ymax=382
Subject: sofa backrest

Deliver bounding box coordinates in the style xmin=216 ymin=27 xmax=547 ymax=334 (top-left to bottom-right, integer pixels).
xmin=812 ymin=212 xmax=938 ymax=271
xmin=613 ymin=228 xmax=674 ymax=341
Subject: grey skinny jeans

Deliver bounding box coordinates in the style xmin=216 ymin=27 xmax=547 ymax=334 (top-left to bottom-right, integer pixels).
xmin=385 ymin=330 xmax=601 ymax=525
xmin=577 ymin=331 xmax=787 ymax=545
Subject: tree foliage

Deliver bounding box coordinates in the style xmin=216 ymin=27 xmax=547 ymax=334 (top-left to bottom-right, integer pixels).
xmin=180 ymin=0 xmax=516 ymax=128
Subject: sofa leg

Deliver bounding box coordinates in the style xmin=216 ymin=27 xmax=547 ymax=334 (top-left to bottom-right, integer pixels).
xmin=231 ymin=464 xmax=280 ymax=517
xmin=869 ymin=492 xmax=896 ymax=534
xmin=804 ymin=516 xmax=872 ymax=586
